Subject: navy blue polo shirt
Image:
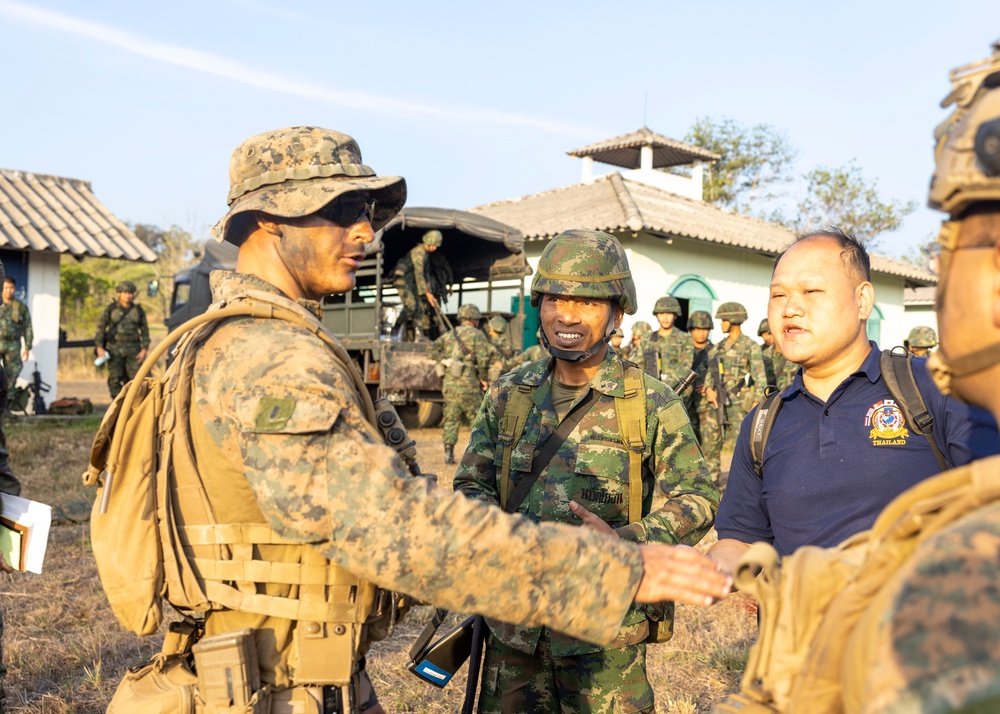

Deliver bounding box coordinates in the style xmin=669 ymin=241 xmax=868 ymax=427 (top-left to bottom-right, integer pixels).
xmin=716 ymin=342 xmax=1000 ymax=556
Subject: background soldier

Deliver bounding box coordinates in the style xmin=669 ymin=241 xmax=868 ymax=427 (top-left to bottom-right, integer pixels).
xmin=687 ymin=310 xmax=714 ymax=443
xmin=391 ymin=229 xmax=444 ymax=340
xmin=454 ymin=229 xmax=718 ymax=714
xmin=516 ymin=327 xmax=548 ymax=365
xmin=624 ymin=320 xmax=653 ymax=366
xmin=610 ymin=327 xmax=626 ymax=358
xmin=95 ymin=281 xmax=149 ymax=399
xmin=431 ymin=304 xmax=500 ymax=465
xmin=484 ymin=314 xmax=514 ymax=369
xmin=649 ymin=295 xmax=696 ymax=390
xmin=702 ymin=302 xmax=767 ymax=482
xmin=904 ymin=325 xmax=938 ymax=357
xmin=758 ymin=318 xmax=776 ymax=386
xmin=0 ymin=277 xmax=32 ymax=399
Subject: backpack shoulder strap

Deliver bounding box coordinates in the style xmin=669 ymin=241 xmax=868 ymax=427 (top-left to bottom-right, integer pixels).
xmin=615 ymin=365 xmax=647 ymax=524
xmin=880 ymin=348 xmax=949 ymax=471
xmin=750 ymin=387 xmax=784 ymax=479
xmin=497 ymin=383 xmax=535 ymax=511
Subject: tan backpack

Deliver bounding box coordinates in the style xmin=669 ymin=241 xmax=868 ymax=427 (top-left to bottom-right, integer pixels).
xmin=712 ymin=454 xmax=1000 ymax=714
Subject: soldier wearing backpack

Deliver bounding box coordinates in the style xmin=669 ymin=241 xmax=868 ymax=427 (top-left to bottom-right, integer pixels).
xmin=89 ymin=127 xmax=732 ymax=714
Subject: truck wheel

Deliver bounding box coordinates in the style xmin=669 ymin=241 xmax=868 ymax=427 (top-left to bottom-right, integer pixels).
xmin=399 ymin=400 xmax=442 ymax=429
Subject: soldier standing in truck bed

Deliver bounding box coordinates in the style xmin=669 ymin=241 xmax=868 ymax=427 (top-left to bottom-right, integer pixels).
xmin=391 ymin=229 xmax=444 ymax=340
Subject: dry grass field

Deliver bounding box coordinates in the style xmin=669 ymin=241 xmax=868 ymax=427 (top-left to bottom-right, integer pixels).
xmin=0 ymin=390 xmax=756 ymax=713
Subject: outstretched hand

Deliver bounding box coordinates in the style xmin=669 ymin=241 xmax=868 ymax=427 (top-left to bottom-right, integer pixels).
xmin=635 ymin=544 xmax=732 ymax=607
xmin=569 ymin=500 xmax=618 ymax=538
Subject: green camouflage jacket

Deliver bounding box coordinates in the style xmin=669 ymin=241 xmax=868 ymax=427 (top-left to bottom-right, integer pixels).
xmin=709 ymin=333 xmax=768 ymax=406
xmin=453 ymin=348 xmax=718 ymax=657
xmin=0 ymin=298 xmax=32 ymax=350
xmin=771 ymin=351 xmax=800 ymax=392
xmin=649 ymin=328 xmax=696 ymax=389
xmin=431 ymin=325 xmax=499 ymax=392
xmin=690 ymin=344 xmax=712 ymax=413
xmin=515 ymin=343 xmax=548 ymax=366
xmin=192 ymin=271 xmax=648 ymax=682
xmin=393 ymin=244 xmax=432 ymax=295
xmin=95 ymin=301 xmax=149 ymax=354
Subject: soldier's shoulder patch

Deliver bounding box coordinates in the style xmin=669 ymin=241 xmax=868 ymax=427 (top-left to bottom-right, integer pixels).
xmin=254 ymin=396 xmax=296 ymax=431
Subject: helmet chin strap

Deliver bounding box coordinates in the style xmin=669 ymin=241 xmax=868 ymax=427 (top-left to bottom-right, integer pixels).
xmin=927 ymin=341 xmax=1000 ymax=398
xmin=541 ymin=315 xmax=615 ymax=363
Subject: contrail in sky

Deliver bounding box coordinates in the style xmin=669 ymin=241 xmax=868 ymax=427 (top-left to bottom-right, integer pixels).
xmin=0 ymin=0 xmax=600 ymax=138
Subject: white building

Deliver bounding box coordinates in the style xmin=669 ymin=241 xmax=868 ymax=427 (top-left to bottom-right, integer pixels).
xmin=0 ymin=169 xmax=155 ymax=408
xmin=471 ymin=128 xmax=935 ymax=349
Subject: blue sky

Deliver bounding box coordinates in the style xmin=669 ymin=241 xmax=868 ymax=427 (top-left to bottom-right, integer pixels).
xmin=1 ymin=0 xmax=997 ymax=258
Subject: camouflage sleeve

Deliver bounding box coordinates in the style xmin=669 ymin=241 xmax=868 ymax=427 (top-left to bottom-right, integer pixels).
xmin=137 ymin=306 xmax=150 ymax=349
xmin=95 ymin=304 xmax=112 ymax=349
xmin=475 ymin=333 xmax=500 ymax=380
xmin=748 ymin=341 xmax=767 ymax=402
xmin=452 ymin=383 xmax=504 ymax=506
xmin=198 ymin=322 xmax=643 ymax=646
xmin=411 ymin=247 xmax=430 ymax=295
xmin=615 ymin=386 xmax=719 ymax=546
xmin=430 ymin=333 xmax=449 ymax=362
xmin=22 ymin=302 xmax=32 ymax=349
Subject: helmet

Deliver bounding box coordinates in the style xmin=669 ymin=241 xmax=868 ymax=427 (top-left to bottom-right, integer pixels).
xmin=929 ymin=42 xmax=1000 ymax=216
xmin=530 ymin=230 xmax=637 ymax=315
xmin=715 ymin=302 xmax=748 ymax=325
xmin=457 ymin=304 xmax=481 ymax=322
xmin=688 ymin=311 xmax=713 ymax=329
xmin=116 ymin=281 xmax=137 ymax=294
xmin=631 ymin=321 xmax=652 ymax=336
xmin=907 ymin=326 xmax=938 ymax=348
xmin=422 ymin=230 xmax=443 ymax=247
xmin=487 ymin=316 xmax=507 ymax=334
xmin=611 ymin=328 xmax=624 ymax=338
xmin=758 ymin=318 xmax=771 ymax=336
xmin=212 ymin=126 xmax=407 ymax=244
xmin=653 ymin=296 xmax=682 ymax=316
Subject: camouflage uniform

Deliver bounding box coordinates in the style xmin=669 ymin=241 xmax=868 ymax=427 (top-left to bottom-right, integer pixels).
xmin=95 ymin=295 xmax=149 ymax=399
xmin=649 ymin=328 xmax=696 ymax=391
xmin=701 ymin=333 xmax=767 ymax=478
xmin=486 ymin=316 xmax=515 ymax=371
xmin=455 ymin=230 xmax=718 ymax=714
xmin=623 ymin=322 xmax=654 ymax=372
xmin=0 ymin=297 xmax=31 ymax=393
xmin=687 ymin=342 xmax=712 ymax=443
xmin=392 ymin=233 xmax=441 ymax=334
xmin=172 ymin=128 xmax=660 ymax=712
xmin=769 ymin=350 xmax=799 ymax=392
xmin=516 ymin=343 xmax=548 ymax=366
xmin=431 ymin=322 xmax=499 ymax=447
xmin=905 ymin=325 xmax=938 ymax=357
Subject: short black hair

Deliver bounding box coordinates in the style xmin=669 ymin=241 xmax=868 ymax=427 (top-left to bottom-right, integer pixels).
xmin=774 ymin=227 xmax=871 ymax=283
xmin=3 ymin=277 xmax=15 ymax=287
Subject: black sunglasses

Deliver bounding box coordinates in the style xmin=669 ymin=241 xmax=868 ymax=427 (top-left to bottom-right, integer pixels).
xmin=317 ymin=194 xmax=376 ymax=227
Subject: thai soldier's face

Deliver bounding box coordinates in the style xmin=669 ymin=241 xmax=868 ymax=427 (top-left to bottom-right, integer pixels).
xmin=720 ymin=319 xmax=732 ymax=334
xmin=656 ymin=312 xmax=676 ymax=330
xmin=540 ymin=294 xmax=620 ymax=356
xmin=118 ymin=291 xmax=135 ymax=308
xmin=1 ymin=283 xmax=13 ymax=303
xmin=691 ymin=327 xmax=710 ymax=347
xmin=761 ymin=330 xmax=774 ymax=346
xmin=610 ymin=334 xmax=623 ymax=348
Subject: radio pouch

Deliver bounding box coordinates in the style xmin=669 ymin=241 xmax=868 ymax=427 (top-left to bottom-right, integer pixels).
xmin=407 ymin=615 xmax=477 ymax=688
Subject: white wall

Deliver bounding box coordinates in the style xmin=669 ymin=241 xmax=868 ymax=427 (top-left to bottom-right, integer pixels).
xmin=26 ymin=251 xmax=60 ymax=406
xmin=900 ymin=304 xmax=938 ymax=345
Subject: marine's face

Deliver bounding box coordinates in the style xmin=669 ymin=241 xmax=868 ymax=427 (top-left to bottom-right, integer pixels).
xmin=117 ymin=291 xmax=135 ymax=308
xmin=691 ymin=327 xmax=710 ymax=347
xmin=768 ymin=236 xmax=873 ymax=370
xmin=279 ymin=207 xmax=375 ymax=300
xmin=656 ymin=312 xmax=675 ymax=330
xmin=540 ymin=294 xmax=619 ymax=357
xmin=1 ymin=283 xmax=13 ymax=303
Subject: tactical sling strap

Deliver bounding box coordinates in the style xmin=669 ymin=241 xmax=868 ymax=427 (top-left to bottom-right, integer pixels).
xmin=748 ymin=348 xmax=950 ymax=478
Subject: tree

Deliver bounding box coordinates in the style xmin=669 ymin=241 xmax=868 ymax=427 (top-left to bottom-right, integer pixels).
xmin=779 ymin=162 xmax=919 ymax=245
xmin=131 ymin=223 xmax=200 ymax=316
xmin=684 ymin=117 xmax=798 ymax=213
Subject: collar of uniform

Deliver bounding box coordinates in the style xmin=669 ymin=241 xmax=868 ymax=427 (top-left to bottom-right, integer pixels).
xmin=209 ymin=270 xmax=323 ymax=320
xmin=513 ymin=348 xmax=626 ymax=397
xmin=783 ymin=339 xmax=881 ymax=398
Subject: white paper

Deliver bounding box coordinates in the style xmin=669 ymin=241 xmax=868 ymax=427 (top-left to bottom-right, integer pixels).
xmin=1 ymin=494 xmax=52 ymax=574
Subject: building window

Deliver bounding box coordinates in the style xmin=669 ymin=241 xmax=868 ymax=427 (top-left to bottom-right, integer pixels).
xmin=867 ymin=304 xmax=883 ymax=344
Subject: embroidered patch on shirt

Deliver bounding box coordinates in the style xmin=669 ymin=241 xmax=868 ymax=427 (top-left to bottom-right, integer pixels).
xmin=254 ymin=396 xmax=296 ymax=432
xmin=865 ymin=399 xmax=909 ymax=445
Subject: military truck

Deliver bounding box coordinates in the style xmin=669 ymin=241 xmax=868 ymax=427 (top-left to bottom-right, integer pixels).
xmin=166 ymin=208 xmax=532 ymax=427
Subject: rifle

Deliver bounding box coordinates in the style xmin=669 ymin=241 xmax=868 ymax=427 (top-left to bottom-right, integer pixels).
xmin=673 ymin=369 xmax=699 ymax=395
xmin=30 ymin=364 xmax=50 ymax=416
xmin=709 ymin=354 xmax=730 ymax=434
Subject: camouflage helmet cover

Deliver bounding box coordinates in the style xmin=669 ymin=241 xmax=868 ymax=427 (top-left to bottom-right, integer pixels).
xmin=929 ymin=42 xmax=1000 ymax=215
xmin=907 ymin=326 xmax=938 ymax=348
xmin=530 ymin=230 xmax=637 ymax=315
xmin=653 ymin=296 xmax=682 ymax=316
xmin=487 ymin=315 xmax=507 ymax=333
xmin=457 ymin=304 xmax=481 ymax=322
xmin=688 ymin=311 xmax=713 ymax=329
xmin=715 ymin=301 xmax=748 ymax=324
xmin=212 ymin=126 xmax=407 ymax=244
xmin=611 ymin=328 xmax=624 ymax=338
xmin=116 ymin=281 xmax=137 ymax=294
xmin=758 ymin=318 xmax=771 ymax=336
xmin=422 ymin=229 xmax=443 ymax=247
xmin=631 ymin=321 xmax=652 ymax=336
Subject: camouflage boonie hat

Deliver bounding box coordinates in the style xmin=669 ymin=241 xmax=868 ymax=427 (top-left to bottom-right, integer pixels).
xmin=422 ymin=230 xmax=443 ymax=247
xmin=929 ymin=41 xmax=1000 ymax=216
xmin=487 ymin=315 xmax=507 ymax=333
xmin=688 ymin=311 xmax=713 ymax=329
xmin=530 ymin=230 xmax=637 ymax=315
xmin=611 ymin=328 xmax=624 ymax=338
xmin=653 ymin=295 xmax=682 ymax=316
xmin=457 ymin=304 xmax=481 ymax=322
xmin=116 ymin=281 xmax=137 ymax=293
xmin=631 ymin=321 xmax=652 ymax=336
xmin=716 ymin=301 xmax=748 ymax=324
xmin=907 ymin=326 xmax=938 ymax=348
xmin=758 ymin=318 xmax=771 ymax=336
xmin=212 ymin=126 xmax=407 ymax=244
